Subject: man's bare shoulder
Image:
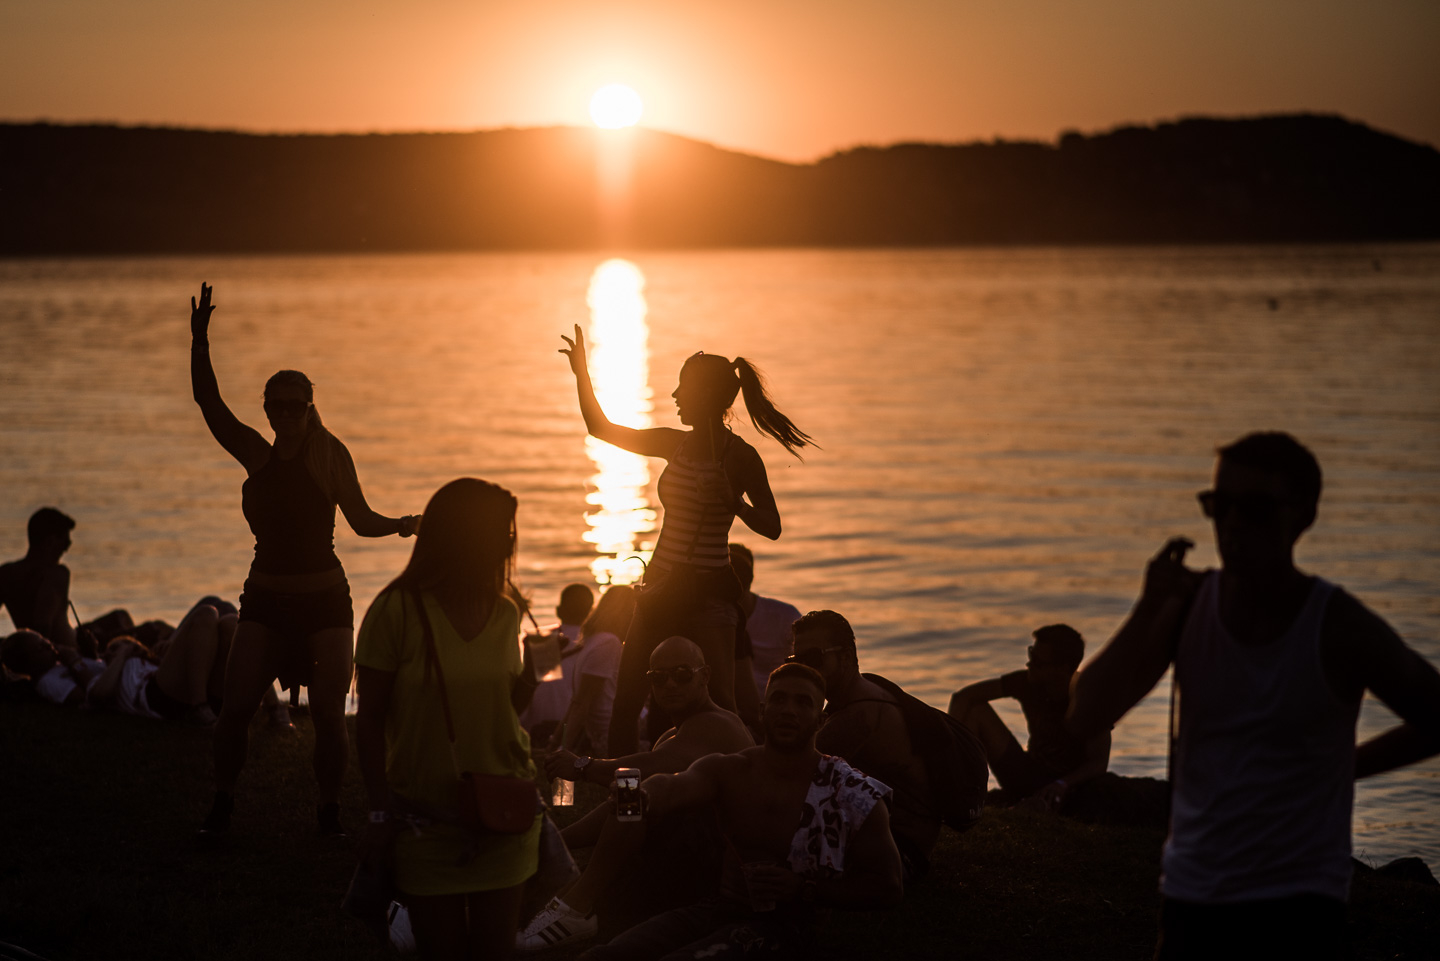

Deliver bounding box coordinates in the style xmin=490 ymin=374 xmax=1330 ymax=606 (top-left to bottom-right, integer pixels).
xmin=678 ymin=706 xmax=756 ymax=751
xmin=1324 ymin=586 xmax=1396 ymax=641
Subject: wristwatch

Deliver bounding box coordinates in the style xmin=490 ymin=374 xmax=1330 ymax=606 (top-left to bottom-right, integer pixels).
xmin=573 ymin=756 xmax=593 ymax=782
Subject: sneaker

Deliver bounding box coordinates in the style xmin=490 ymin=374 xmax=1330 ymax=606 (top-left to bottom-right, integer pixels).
xmin=515 ymin=896 xmax=597 ymax=952
xmin=199 ymin=791 xmax=233 ymax=840
xmin=317 ymin=802 xmax=346 ymax=838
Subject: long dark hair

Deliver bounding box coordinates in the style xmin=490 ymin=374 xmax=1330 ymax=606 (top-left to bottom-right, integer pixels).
xmin=383 ymin=478 xmax=517 ymax=608
xmin=580 ymin=584 xmax=637 ymax=640
xmin=683 ymin=352 xmax=815 ymax=458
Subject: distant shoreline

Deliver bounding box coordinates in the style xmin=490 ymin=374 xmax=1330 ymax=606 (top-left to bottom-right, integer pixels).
xmin=4 ymin=114 xmax=1437 ymax=255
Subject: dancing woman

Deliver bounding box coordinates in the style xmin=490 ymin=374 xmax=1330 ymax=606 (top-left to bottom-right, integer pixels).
xmin=355 ymin=479 xmax=539 ymax=958
xmin=560 ymin=327 xmax=813 ymax=754
xmin=190 ymin=283 xmax=419 ymax=837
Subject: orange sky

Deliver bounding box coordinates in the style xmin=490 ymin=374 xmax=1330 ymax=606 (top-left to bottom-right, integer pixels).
xmin=2 ymin=0 xmax=1436 ymax=161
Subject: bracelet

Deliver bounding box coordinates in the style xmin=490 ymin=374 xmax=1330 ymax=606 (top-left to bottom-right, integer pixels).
xmin=368 ymin=810 xmax=389 ymax=824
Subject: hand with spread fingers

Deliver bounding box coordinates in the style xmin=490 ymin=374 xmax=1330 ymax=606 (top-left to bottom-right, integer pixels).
xmin=559 ymin=324 xmax=590 ymax=377
xmin=191 ymin=282 xmax=216 ymax=343
xmin=1143 ymin=536 xmax=1200 ymax=602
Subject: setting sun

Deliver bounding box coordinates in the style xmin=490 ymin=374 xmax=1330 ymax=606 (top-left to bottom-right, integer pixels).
xmin=589 ymin=84 xmax=643 ymax=129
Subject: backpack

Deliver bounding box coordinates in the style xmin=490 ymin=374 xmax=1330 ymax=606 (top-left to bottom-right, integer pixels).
xmin=862 ymin=673 xmax=988 ymax=832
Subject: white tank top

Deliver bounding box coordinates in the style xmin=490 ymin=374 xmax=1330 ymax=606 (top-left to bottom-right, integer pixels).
xmin=1162 ymin=571 xmax=1359 ymax=903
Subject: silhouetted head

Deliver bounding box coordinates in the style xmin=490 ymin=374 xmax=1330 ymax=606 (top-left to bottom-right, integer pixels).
xmin=728 ymin=543 xmax=755 ymax=591
xmin=789 ymin=610 xmax=857 ymax=695
xmin=557 ymin=583 xmax=595 ymax=626
xmin=647 ymin=635 xmax=710 ymax=717
xmin=1 ymin=630 xmax=59 ymax=677
xmin=263 ymin=370 xmax=319 ymax=442
xmin=1204 ymin=432 xmax=1322 ymax=576
xmin=581 ymin=584 xmax=636 ymax=640
xmin=762 ymin=663 xmax=826 ymax=753
xmin=26 ymin=507 xmax=75 ymax=563
xmin=387 ymin=478 xmax=517 ymax=603
xmin=671 ymin=352 xmax=814 ymax=457
xmin=1026 ymin=624 xmax=1084 ymax=690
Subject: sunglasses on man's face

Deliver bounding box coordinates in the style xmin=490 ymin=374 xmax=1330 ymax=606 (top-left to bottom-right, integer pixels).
xmin=264 ymin=398 xmax=312 ymax=418
xmin=784 ymin=645 xmax=848 ymax=670
xmin=1197 ymin=489 xmax=1285 ymax=525
xmin=646 ymin=665 xmax=700 ymax=687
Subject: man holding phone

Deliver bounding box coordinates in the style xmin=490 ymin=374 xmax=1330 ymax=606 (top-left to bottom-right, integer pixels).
xmin=576 ymin=663 xmax=903 ymax=960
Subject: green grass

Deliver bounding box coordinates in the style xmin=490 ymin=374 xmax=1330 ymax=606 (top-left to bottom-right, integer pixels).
xmin=2 ymin=697 xmax=1437 ymax=960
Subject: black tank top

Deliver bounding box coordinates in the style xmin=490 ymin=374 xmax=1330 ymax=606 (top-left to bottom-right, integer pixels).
xmin=241 ymin=437 xmax=341 ymax=575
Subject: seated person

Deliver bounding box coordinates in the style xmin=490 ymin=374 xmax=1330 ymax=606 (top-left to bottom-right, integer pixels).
xmin=519 ymin=636 xmax=754 ymax=951
xmin=794 ymin=610 xmax=987 ymax=878
xmin=948 ymin=624 xmax=1111 ymax=811
xmin=2 ymin=629 xmax=105 ymax=706
xmin=0 ymin=508 xmax=79 ymax=650
xmin=555 ymin=585 xmax=637 ymax=757
xmin=728 ymin=543 xmax=802 ymax=697
xmin=520 ymin=582 xmax=595 ymax=744
xmin=577 ymin=663 xmax=903 ymax=960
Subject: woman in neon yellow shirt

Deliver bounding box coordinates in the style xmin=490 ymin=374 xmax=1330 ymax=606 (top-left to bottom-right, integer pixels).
xmin=356 ymin=478 xmax=540 ymax=958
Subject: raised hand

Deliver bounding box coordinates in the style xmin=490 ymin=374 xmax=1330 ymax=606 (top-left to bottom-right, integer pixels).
xmin=558 ymin=324 xmax=589 ymax=377
xmin=1143 ymin=536 xmax=1199 ymax=602
xmin=191 ymin=282 xmax=216 ymax=342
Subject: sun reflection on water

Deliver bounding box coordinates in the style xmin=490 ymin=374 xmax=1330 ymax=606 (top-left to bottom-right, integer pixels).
xmin=584 ymin=259 xmax=657 ymax=584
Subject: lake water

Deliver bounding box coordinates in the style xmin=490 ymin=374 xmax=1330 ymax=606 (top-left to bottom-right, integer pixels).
xmin=2 ymin=245 xmax=1437 ymax=868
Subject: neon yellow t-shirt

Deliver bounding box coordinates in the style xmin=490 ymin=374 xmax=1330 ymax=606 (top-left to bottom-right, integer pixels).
xmin=356 ymin=587 xmax=540 ymax=895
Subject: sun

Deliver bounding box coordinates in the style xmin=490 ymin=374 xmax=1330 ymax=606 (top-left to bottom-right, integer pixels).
xmin=590 ymin=84 xmax=643 ymax=129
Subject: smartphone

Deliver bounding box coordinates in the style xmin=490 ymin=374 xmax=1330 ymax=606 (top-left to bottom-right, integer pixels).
xmin=614 ymin=767 xmax=643 ymax=822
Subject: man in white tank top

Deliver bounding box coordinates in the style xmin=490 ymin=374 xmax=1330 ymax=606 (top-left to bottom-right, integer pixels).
xmin=1067 ymin=432 xmax=1440 ymax=960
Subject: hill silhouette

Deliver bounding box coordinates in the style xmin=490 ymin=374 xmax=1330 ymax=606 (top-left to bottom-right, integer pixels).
xmin=2 ymin=114 xmax=1436 ymax=254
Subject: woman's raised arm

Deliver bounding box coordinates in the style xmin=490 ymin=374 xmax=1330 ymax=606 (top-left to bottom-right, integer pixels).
xmin=189 ymin=283 xmax=269 ymax=471
xmin=560 ymin=325 xmax=682 ymax=458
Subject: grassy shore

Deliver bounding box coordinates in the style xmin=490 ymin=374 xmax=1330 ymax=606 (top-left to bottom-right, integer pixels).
xmin=2 ymin=697 xmax=1436 ymax=961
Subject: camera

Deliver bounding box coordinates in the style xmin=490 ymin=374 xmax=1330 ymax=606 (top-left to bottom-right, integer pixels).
xmin=614 ymin=767 xmax=643 ymax=822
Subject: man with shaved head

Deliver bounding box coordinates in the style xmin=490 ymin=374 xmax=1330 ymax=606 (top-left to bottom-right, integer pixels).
xmin=520 ymin=636 xmax=754 ymax=951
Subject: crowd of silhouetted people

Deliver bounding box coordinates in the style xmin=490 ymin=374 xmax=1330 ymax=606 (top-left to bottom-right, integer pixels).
xmin=4 ymin=282 xmax=1439 ymax=961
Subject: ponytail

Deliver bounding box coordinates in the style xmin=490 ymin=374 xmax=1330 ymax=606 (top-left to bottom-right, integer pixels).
xmin=731 ymin=358 xmax=815 ymax=458
xmin=264 ymin=369 xmax=357 ymax=505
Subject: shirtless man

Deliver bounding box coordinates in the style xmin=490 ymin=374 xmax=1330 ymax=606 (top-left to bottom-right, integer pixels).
xmin=519 ymin=636 xmax=754 ymax=951
xmin=949 ymin=624 xmax=1111 ymax=811
xmin=0 ymin=508 xmax=78 ymax=649
xmin=796 ymin=609 xmax=986 ymax=877
xmin=1068 ymin=432 xmax=1440 ymax=959
xmin=577 ymin=663 xmax=903 ymax=960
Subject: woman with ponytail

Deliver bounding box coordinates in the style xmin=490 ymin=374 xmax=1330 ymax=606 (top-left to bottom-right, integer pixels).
xmin=189 ymin=283 xmax=421 ymax=839
xmin=560 ymin=326 xmax=814 ymax=754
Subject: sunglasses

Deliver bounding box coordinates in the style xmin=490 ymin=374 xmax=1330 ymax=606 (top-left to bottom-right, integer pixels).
xmin=263 ymin=398 xmax=312 ymax=418
xmin=784 ymin=645 xmax=848 ymax=669
xmin=1197 ymin=489 xmax=1285 ymax=524
xmin=646 ymin=665 xmax=700 ymax=687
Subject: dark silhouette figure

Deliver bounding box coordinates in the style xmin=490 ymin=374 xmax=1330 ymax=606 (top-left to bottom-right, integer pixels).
xmin=0 ymin=508 xmax=80 ymax=651
xmin=795 ymin=610 xmax=987 ymax=879
xmin=520 ymin=635 xmax=755 ymax=951
xmin=560 ymin=326 xmax=813 ymax=755
xmin=949 ymin=624 xmax=1111 ymax=811
xmin=355 ymin=478 xmax=537 ymax=959
xmin=189 ymin=282 xmax=419 ymax=839
xmin=1068 ymin=432 xmax=1440 ymax=960
xmin=580 ymin=663 xmax=902 ymax=960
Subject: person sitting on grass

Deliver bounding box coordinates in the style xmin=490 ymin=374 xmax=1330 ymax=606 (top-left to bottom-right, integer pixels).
xmin=518 ymin=636 xmax=754 ymax=951
xmin=576 ymin=663 xmax=903 ymax=961
xmin=0 ymin=508 xmax=81 ymax=651
xmin=793 ymin=610 xmax=987 ymax=879
xmin=2 ymin=629 xmax=105 ymax=707
xmin=949 ymin=624 xmax=1111 ymax=812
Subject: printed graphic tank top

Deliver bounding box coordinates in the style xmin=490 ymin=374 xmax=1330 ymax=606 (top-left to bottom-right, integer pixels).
xmin=1162 ymin=572 xmax=1358 ymax=903
xmin=241 ymin=437 xmax=341 ymax=575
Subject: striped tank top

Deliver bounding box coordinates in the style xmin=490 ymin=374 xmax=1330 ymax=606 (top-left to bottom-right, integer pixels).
xmin=650 ymin=432 xmax=738 ymax=574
